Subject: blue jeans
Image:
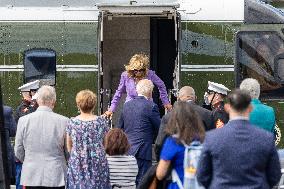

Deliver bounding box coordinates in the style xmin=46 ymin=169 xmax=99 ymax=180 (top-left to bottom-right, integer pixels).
xmin=15 ymin=162 xmax=22 ymax=189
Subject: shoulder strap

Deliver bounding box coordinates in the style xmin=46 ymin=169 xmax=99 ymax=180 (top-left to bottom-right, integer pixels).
xmin=172 ymin=169 xmax=184 ymax=189
xmin=183 ymin=142 xmax=205 ymax=189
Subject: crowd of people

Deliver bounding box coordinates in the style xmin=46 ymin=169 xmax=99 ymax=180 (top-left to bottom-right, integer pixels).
xmin=1 ymin=53 xmax=282 ymax=189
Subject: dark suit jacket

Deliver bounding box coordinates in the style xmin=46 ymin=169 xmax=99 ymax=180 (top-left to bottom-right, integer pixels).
xmin=154 ymin=101 xmax=214 ymax=160
xmin=197 ymin=119 xmax=281 ymax=189
xmin=3 ymin=106 xmax=16 ymax=179
xmin=118 ymin=96 xmax=161 ymax=160
xmin=190 ymin=101 xmax=214 ymax=130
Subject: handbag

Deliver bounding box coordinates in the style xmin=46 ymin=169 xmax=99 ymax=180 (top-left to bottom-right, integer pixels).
xmin=137 ymin=164 xmax=171 ymax=189
xmin=149 ymin=176 xmax=158 ymax=189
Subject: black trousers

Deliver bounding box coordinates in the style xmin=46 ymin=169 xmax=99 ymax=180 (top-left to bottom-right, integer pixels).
xmin=26 ymin=187 xmax=65 ymax=189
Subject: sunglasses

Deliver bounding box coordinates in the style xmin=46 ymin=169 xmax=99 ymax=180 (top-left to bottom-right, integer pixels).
xmin=133 ymin=69 xmax=146 ymax=73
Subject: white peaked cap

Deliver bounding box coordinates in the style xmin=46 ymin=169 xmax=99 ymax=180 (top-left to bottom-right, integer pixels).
xmin=208 ymin=81 xmax=230 ymax=95
xmin=18 ymin=80 xmax=40 ymax=92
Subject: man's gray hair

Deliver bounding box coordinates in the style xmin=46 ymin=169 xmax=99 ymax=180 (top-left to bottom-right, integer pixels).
xmin=239 ymin=78 xmax=260 ymax=99
xmin=37 ymin=85 xmax=56 ymax=105
xmin=178 ymin=86 xmax=195 ymax=99
xmin=136 ymin=79 xmax=154 ymax=96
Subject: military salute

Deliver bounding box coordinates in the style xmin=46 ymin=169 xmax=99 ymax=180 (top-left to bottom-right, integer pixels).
xmin=203 ymin=81 xmax=230 ymax=128
xmin=15 ymin=80 xmax=40 ymax=123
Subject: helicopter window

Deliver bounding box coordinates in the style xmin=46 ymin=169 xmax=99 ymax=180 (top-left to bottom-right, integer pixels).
xmin=191 ymin=40 xmax=199 ymax=48
xmin=24 ymin=48 xmax=56 ymax=85
xmin=236 ymin=31 xmax=284 ymax=99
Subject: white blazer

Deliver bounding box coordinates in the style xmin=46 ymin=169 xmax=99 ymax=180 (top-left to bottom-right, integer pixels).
xmin=15 ymin=106 xmax=69 ymax=187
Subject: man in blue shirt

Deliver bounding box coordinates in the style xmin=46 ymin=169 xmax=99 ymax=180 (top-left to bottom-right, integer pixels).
xmin=240 ymin=78 xmax=275 ymax=133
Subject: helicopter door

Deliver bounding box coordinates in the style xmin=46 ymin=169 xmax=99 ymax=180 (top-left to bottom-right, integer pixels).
xmin=97 ymin=3 xmax=180 ymax=121
xmin=150 ymin=13 xmax=181 ymax=114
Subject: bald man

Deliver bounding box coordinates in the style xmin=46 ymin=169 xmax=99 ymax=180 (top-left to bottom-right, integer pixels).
xmin=154 ymin=86 xmax=214 ymax=160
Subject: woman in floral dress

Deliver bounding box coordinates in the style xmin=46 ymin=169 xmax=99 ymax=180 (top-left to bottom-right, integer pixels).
xmin=66 ymin=89 xmax=111 ymax=189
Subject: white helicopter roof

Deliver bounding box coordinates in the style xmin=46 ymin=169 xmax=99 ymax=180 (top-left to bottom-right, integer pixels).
xmin=0 ymin=0 xmax=244 ymax=22
xmin=1 ymin=0 xmax=176 ymax=7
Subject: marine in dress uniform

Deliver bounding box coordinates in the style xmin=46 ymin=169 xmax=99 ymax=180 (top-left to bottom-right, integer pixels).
xmin=203 ymin=81 xmax=230 ymax=129
xmin=15 ymin=80 xmax=40 ymax=189
xmin=15 ymin=80 xmax=40 ymax=123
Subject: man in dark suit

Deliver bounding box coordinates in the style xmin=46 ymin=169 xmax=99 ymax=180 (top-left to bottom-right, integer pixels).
xmin=118 ymin=79 xmax=161 ymax=186
xmin=3 ymin=105 xmax=16 ymax=183
xmin=155 ymin=86 xmax=214 ymax=160
xmin=197 ymin=89 xmax=281 ymax=189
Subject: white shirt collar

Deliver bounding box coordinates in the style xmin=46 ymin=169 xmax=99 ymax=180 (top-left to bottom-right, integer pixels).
xmin=230 ymin=116 xmax=249 ymax=121
xmin=138 ymin=94 xmax=148 ymax=100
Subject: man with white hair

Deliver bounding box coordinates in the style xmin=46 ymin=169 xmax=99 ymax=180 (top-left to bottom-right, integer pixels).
xmin=118 ymin=79 xmax=161 ymax=186
xmin=240 ymin=78 xmax=275 ymax=133
xmin=14 ymin=86 xmax=69 ymax=189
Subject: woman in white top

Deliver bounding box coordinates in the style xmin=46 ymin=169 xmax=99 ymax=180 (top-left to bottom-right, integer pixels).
xmin=104 ymin=128 xmax=138 ymax=189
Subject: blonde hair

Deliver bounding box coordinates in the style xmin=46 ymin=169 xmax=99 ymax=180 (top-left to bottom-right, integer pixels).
xmin=76 ymin=90 xmax=97 ymax=113
xmin=125 ymin=53 xmax=149 ymax=78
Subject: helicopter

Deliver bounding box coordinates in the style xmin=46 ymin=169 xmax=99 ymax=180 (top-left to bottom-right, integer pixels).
xmin=1 ymin=0 xmax=284 ymax=146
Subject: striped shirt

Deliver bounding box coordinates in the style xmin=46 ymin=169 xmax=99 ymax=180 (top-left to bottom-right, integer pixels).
xmin=107 ymin=155 xmax=138 ymax=189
